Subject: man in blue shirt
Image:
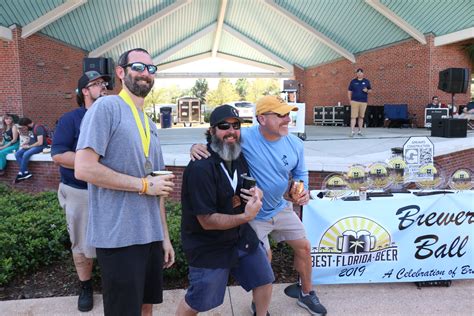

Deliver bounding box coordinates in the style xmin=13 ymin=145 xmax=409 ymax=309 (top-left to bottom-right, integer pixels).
xmin=348 ymin=68 xmax=372 ymax=137
xmin=51 ymin=70 xmax=110 ymax=312
xmin=191 ymin=96 xmax=327 ymax=315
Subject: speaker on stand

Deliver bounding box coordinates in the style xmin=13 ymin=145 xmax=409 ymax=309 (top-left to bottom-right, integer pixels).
xmin=438 ymin=68 xmax=470 ymax=112
xmin=83 ymin=57 xmax=115 ymax=90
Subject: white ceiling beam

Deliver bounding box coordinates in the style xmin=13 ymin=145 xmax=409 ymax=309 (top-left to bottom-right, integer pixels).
xmin=263 ymin=0 xmax=356 ymax=63
xmin=212 ymin=0 xmax=228 ymax=57
xmin=155 ymin=72 xmax=293 ymax=78
xmin=153 ymin=23 xmax=217 ymax=64
xmin=0 ymin=26 xmax=12 ymax=41
xmin=89 ymin=0 xmax=191 ymax=57
xmin=21 ymin=0 xmax=87 ymax=38
xmin=365 ymin=0 xmax=427 ymax=44
xmin=222 ymin=24 xmax=293 ymax=71
xmin=434 ymin=27 xmax=474 ymax=46
xmin=157 ymin=52 xmax=212 ymax=71
xmin=216 ymin=52 xmax=287 ymax=72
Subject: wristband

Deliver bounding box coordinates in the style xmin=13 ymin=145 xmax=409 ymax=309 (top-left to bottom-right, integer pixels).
xmin=139 ymin=177 xmax=148 ymax=195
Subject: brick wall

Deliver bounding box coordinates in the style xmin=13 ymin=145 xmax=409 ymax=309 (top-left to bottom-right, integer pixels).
xmin=2 ymin=148 xmax=472 ymax=199
xmin=0 ymin=26 xmax=121 ymax=129
xmin=299 ymin=35 xmax=472 ymax=125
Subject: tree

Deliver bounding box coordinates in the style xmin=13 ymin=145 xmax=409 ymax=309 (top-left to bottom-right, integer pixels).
xmin=235 ymin=78 xmax=249 ymax=100
xmin=190 ymin=78 xmax=209 ymax=104
xmin=246 ymin=78 xmax=280 ymax=102
xmin=206 ymin=79 xmax=239 ymax=106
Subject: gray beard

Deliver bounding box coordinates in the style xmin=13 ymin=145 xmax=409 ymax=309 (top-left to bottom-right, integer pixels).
xmin=124 ymin=73 xmax=153 ymax=98
xmin=210 ymin=134 xmax=242 ymax=162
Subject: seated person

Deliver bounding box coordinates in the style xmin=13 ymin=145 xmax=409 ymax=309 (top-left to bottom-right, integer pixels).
xmin=426 ymin=96 xmax=441 ymax=108
xmin=14 ymin=117 xmax=48 ymax=182
xmin=458 ymin=101 xmax=474 ymax=120
xmin=0 ymin=114 xmax=20 ymax=175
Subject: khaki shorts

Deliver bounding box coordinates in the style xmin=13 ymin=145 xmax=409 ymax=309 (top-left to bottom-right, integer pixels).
xmin=58 ymin=183 xmax=96 ymax=258
xmin=249 ymin=202 xmax=306 ymax=250
xmin=350 ymin=101 xmax=368 ymax=119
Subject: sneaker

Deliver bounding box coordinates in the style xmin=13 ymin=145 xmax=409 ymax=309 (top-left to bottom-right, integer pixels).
xmin=350 ymin=131 xmax=355 ymax=137
xmin=357 ymin=130 xmax=363 ymax=136
xmin=78 ymin=281 xmax=93 ymax=312
xmin=250 ymin=301 xmax=270 ymax=316
xmin=297 ymin=291 xmax=327 ymax=315
xmin=16 ymin=172 xmax=33 ymax=181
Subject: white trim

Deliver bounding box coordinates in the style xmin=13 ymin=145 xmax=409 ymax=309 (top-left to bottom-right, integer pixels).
xmin=21 ymin=0 xmax=87 ymax=38
xmin=365 ymin=0 xmax=426 ymax=44
xmin=222 ymin=24 xmax=293 ymax=71
xmin=435 ymin=27 xmax=474 ymax=46
xmin=154 ymin=72 xmax=293 ymax=78
xmin=89 ymin=0 xmax=191 ymax=57
xmin=216 ymin=52 xmax=286 ymax=72
xmin=263 ymin=0 xmax=356 ymax=63
xmin=153 ymin=23 xmax=217 ymax=64
xmin=212 ymin=0 xmax=228 ymax=57
xmin=0 ymin=25 xmax=12 ymax=41
xmin=157 ymin=52 xmax=212 ymax=71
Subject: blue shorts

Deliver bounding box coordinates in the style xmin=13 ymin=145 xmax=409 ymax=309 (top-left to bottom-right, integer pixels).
xmin=185 ymin=243 xmax=274 ymax=312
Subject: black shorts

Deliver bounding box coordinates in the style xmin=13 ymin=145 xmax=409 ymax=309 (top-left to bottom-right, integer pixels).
xmin=96 ymin=241 xmax=164 ymax=316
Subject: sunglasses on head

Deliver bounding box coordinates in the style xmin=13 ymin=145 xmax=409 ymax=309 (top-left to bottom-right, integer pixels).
xmin=121 ymin=62 xmax=158 ymax=74
xmin=215 ymin=121 xmax=241 ymax=130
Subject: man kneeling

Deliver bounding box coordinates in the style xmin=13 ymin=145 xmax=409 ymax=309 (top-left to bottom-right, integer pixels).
xmin=177 ymin=105 xmax=274 ymax=316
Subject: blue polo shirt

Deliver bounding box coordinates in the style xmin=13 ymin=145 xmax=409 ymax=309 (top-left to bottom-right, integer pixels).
xmin=348 ymin=78 xmax=371 ymax=102
xmin=51 ymin=106 xmax=87 ymax=189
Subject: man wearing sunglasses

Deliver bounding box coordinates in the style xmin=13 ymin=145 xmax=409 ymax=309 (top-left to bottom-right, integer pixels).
xmin=191 ymin=96 xmax=327 ymax=315
xmin=75 ymin=48 xmax=175 ymax=316
xmin=51 ymin=70 xmax=110 ymax=312
xmin=178 ymin=104 xmax=273 ymax=316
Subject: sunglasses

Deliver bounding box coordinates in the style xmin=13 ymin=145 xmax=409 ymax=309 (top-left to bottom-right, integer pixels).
xmin=121 ymin=62 xmax=158 ymax=74
xmin=216 ymin=121 xmax=241 ymax=130
xmin=86 ymin=81 xmax=108 ymax=89
xmin=262 ymin=112 xmax=290 ymax=118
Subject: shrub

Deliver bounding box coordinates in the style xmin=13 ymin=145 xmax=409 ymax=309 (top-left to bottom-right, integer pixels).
xmin=163 ymin=200 xmax=188 ymax=280
xmin=0 ymin=184 xmax=68 ymax=285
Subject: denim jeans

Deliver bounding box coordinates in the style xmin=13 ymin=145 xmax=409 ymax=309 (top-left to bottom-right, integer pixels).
xmin=14 ymin=146 xmax=45 ymax=173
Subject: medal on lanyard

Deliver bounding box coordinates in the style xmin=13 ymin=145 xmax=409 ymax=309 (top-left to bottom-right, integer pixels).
xmin=119 ymin=90 xmax=152 ymax=175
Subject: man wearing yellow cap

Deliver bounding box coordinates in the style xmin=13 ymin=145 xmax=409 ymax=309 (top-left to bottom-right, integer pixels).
xmin=192 ymin=96 xmax=327 ymax=315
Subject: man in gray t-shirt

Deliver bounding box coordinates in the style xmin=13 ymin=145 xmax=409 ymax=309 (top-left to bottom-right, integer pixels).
xmin=75 ymin=48 xmax=175 ymax=316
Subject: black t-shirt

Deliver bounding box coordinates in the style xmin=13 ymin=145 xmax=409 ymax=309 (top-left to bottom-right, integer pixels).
xmin=180 ymin=145 xmax=259 ymax=268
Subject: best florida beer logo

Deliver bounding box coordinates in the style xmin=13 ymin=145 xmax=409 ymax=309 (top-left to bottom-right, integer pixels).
xmin=312 ymin=216 xmax=398 ymax=271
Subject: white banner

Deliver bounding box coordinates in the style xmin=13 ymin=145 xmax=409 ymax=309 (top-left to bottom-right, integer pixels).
xmin=303 ymin=191 xmax=474 ymax=284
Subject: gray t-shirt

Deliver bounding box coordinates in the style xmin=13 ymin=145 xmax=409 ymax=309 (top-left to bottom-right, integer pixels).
xmin=77 ymin=95 xmax=165 ymax=248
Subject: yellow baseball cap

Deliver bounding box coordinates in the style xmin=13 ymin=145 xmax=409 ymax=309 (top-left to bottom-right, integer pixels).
xmin=256 ymin=96 xmax=298 ymax=115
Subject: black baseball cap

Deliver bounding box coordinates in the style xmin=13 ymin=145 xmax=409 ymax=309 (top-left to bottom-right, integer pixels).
xmin=356 ymin=68 xmax=364 ymax=73
xmin=77 ymin=71 xmax=111 ymax=96
xmin=210 ymin=104 xmax=243 ymax=126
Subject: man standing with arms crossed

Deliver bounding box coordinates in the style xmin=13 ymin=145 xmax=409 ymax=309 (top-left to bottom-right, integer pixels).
xmin=192 ymin=96 xmax=327 ymax=315
xmin=75 ymin=48 xmax=175 ymax=316
xmin=348 ymin=68 xmax=372 ymax=137
xmin=52 ymin=70 xmax=110 ymax=312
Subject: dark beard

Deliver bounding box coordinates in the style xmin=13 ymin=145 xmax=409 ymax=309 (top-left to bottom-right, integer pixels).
xmin=210 ymin=134 xmax=241 ymax=162
xmin=124 ymin=72 xmax=153 ymax=98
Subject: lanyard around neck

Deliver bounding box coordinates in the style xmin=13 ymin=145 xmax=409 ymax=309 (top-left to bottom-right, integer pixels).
xmin=119 ymin=90 xmax=151 ymax=158
xmin=220 ymin=162 xmax=238 ymax=192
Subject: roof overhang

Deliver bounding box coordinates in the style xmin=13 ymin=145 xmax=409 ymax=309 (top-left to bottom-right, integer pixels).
xmin=434 ymin=27 xmax=474 ymax=46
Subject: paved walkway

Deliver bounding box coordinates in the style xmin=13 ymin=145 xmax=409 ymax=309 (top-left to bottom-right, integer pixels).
xmin=1 ymin=280 xmax=473 ymax=315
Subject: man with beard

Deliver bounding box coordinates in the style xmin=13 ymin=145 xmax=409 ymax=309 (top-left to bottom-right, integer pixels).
xmin=51 ymin=70 xmax=110 ymax=312
xmin=75 ymin=48 xmax=175 ymax=316
xmin=191 ymin=96 xmax=327 ymax=315
xmin=177 ymin=105 xmax=274 ymax=316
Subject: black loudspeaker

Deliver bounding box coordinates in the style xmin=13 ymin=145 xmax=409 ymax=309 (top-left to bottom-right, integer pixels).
xmin=438 ymin=68 xmax=469 ymax=93
xmin=431 ymin=118 xmax=467 ymax=138
xmin=83 ymin=57 xmax=115 ymax=90
xmin=283 ymin=80 xmax=299 ymax=90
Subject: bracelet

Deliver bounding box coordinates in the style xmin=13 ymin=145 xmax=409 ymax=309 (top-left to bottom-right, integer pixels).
xmin=139 ymin=177 xmax=148 ymax=195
